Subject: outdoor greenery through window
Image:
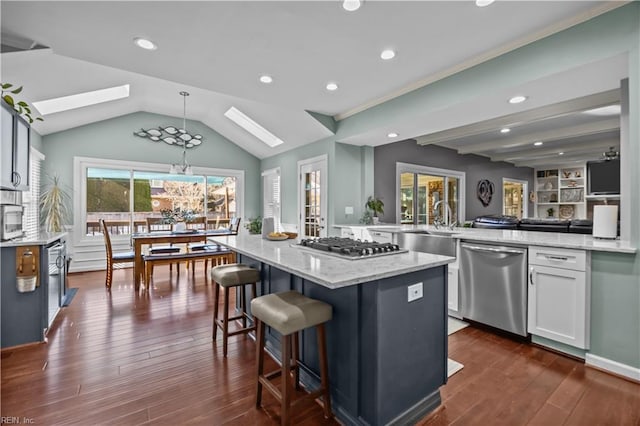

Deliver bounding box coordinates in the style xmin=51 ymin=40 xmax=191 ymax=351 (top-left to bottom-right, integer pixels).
xmin=85 ymin=167 xmax=237 ymax=236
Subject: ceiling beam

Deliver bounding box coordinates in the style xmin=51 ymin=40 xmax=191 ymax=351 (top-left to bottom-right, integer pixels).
xmin=512 ymin=149 xmax=613 ymax=168
xmin=415 ymin=90 xmax=620 ymax=146
xmin=455 ymin=117 xmax=619 ymax=154
xmin=489 ymin=139 xmax=619 ymax=162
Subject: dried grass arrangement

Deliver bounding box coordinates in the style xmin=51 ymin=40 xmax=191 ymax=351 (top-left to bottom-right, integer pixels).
xmin=40 ymin=174 xmax=71 ymax=232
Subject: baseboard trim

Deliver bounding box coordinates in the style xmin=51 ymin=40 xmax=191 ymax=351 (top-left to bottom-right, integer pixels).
xmin=585 ymin=353 xmax=640 ymax=383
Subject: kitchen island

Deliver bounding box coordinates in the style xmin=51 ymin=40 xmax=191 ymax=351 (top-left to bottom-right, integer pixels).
xmin=208 ymin=233 xmax=455 ymax=426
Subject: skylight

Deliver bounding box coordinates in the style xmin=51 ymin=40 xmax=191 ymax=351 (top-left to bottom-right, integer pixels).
xmin=224 ymin=106 xmax=284 ymax=148
xmin=33 ymin=84 xmax=130 ymax=115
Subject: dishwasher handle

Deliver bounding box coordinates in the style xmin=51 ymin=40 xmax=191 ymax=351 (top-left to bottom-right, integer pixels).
xmin=462 ymin=244 xmax=526 ymax=255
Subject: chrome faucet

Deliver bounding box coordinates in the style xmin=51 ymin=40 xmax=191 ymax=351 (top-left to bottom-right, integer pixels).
xmin=433 ymin=200 xmax=455 ymax=230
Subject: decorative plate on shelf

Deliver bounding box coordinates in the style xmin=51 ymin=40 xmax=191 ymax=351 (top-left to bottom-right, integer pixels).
xmin=559 ymin=205 xmax=574 ymax=219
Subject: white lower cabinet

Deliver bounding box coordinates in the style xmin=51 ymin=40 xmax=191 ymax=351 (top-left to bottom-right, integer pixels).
xmin=527 ymin=246 xmax=590 ymax=349
xmin=368 ymin=230 xmax=393 ymax=244
xmin=340 ymin=227 xmax=359 ymax=239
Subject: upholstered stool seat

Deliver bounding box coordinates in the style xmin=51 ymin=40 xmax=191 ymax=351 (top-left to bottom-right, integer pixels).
xmin=211 ymin=263 xmax=259 ymax=357
xmin=251 ymin=290 xmax=333 ymax=425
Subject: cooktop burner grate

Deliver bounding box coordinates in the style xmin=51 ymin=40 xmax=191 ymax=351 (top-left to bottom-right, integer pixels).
xmin=296 ymin=237 xmax=407 ymax=259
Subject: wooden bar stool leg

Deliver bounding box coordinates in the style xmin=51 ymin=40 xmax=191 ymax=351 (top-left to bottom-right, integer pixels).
xmin=212 ymin=282 xmax=220 ymax=341
xmin=255 ymin=319 xmax=265 ymax=408
xmin=281 ymin=334 xmax=292 ymax=426
xmin=223 ymin=287 xmax=230 ymax=357
xmin=241 ymin=286 xmax=247 ymax=328
xmin=317 ymin=323 xmax=332 ymax=418
xmin=292 ymin=331 xmax=300 ymax=390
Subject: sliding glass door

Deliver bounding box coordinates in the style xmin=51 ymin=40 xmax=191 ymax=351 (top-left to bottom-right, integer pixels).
xmin=397 ymin=163 xmax=465 ymax=226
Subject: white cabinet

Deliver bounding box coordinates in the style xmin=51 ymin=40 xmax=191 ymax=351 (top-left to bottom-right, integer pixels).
xmin=527 ymin=246 xmax=590 ymax=349
xmin=447 ymin=241 xmax=461 ymax=318
xmin=1 ymin=101 xmax=30 ymax=190
xmin=340 ymin=227 xmax=358 ymax=239
xmin=368 ymin=230 xmax=393 ymax=244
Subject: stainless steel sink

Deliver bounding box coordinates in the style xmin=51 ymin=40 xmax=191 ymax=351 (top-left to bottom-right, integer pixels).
xmin=396 ymin=230 xmax=457 ymax=257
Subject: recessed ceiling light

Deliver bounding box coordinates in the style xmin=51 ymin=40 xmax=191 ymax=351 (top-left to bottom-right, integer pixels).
xmin=380 ymin=49 xmax=396 ymax=60
xmin=259 ymin=75 xmax=273 ymax=84
xmin=342 ymin=0 xmax=361 ymax=11
xmin=224 ymin=106 xmax=284 ymax=147
xmin=534 ymin=141 xmax=543 ymax=146
xmin=33 ymin=84 xmax=130 ymax=115
xmin=558 ymin=152 xmax=564 ymax=155
xmin=326 ymin=82 xmax=339 ymax=91
xmin=475 ymin=0 xmax=495 ymax=7
xmin=509 ymin=95 xmax=527 ymax=104
xmin=500 ymin=128 xmax=510 ymax=134
xmin=387 ymin=132 xmax=398 ymax=138
xmin=133 ymin=37 xmax=157 ymax=50
xmin=583 ymin=105 xmax=621 ymax=116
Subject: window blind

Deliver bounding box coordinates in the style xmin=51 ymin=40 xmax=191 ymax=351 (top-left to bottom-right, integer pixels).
xmin=23 ymin=148 xmax=44 ymax=238
xmin=262 ymin=168 xmax=281 ymax=229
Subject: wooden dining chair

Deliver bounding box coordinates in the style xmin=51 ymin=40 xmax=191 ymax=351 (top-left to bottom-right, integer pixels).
xmin=100 ymin=219 xmax=135 ymax=289
xmin=186 ymin=216 xmax=209 ymax=272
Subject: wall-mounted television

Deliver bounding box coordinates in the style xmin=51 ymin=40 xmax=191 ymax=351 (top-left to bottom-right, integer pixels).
xmin=587 ymin=159 xmax=620 ymax=195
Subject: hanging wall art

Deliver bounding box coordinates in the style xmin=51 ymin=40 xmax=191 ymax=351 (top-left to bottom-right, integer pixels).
xmin=477 ymin=179 xmax=495 ymax=207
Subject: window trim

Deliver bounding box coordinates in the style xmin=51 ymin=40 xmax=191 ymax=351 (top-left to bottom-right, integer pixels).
xmin=73 ymin=156 xmax=244 ymax=246
xmin=395 ymin=162 xmax=466 ymax=225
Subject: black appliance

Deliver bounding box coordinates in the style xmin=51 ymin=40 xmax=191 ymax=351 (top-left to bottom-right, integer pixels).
xmin=298 ymin=237 xmax=405 ymax=259
xmin=472 ymin=215 xmax=519 ymax=230
xmin=587 ymin=159 xmax=620 ymax=195
xmin=519 ymin=218 xmax=570 ymax=233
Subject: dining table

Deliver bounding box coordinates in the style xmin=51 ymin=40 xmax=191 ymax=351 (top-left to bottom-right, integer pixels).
xmin=131 ymin=229 xmax=234 ymax=290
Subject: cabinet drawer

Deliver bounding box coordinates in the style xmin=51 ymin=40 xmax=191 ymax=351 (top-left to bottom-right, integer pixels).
xmin=529 ymin=246 xmax=586 ymax=271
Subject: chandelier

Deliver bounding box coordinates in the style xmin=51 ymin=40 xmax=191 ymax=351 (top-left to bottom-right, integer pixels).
xmin=133 ymin=90 xmax=203 ymax=175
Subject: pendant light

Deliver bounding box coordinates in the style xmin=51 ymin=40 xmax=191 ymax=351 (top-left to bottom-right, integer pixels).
xmin=169 ymin=91 xmax=193 ymax=175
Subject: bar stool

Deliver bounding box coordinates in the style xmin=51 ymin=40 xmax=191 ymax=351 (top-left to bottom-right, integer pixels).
xmin=251 ymin=290 xmax=333 ymax=425
xmin=211 ymin=263 xmax=260 ymax=357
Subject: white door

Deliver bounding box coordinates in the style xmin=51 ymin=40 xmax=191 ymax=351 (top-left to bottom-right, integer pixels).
xmin=298 ymin=155 xmax=327 ymax=238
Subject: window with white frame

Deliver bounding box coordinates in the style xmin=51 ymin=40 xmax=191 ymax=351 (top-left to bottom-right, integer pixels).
xmin=262 ymin=168 xmax=281 ymax=230
xmin=73 ymin=157 xmax=244 ymax=241
xmin=23 ymin=148 xmax=44 ymax=238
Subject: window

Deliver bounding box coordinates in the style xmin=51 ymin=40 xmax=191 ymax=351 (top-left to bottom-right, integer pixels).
xmin=74 ymin=157 xmax=244 ymax=240
xmin=23 ymin=148 xmax=44 ymax=238
xmin=262 ymin=168 xmax=281 ymax=229
xmin=396 ymin=163 xmax=465 ymax=226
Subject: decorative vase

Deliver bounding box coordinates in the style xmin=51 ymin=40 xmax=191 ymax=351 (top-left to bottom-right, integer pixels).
xmin=372 ymin=216 xmax=380 ymax=225
xmin=174 ymin=221 xmax=186 ymax=232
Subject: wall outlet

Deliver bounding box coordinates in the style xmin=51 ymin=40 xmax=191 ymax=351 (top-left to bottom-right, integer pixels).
xmin=345 ymin=206 xmax=354 ymax=215
xmin=408 ymin=282 xmax=423 ymax=302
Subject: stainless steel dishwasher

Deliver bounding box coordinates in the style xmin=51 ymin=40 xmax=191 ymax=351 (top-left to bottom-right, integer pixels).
xmin=460 ymin=242 xmax=527 ymax=336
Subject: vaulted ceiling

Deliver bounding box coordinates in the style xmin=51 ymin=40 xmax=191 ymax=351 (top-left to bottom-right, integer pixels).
xmin=1 ymin=1 xmax=628 ymax=163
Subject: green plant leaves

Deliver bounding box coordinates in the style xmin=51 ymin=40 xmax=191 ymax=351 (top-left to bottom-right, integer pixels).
xmin=1 ymin=82 xmax=43 ymax=122
xmin=11 ymin=86 xmax=23 ymax=94
xmin=2 ymin=83 xmax=13 ymax=89
xmin=3 ymin=95 xmax=14 ymax=106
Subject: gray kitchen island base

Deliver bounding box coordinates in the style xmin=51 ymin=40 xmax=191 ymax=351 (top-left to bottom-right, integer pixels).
xmin=239 ymin=253 xmax=448 ymax=426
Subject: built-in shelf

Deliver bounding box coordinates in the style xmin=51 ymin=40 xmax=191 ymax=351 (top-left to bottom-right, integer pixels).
xmin=586 ymin=194 xmax=621 ymax=200
xmin=535 ymin=165 xmax=586 ymax=219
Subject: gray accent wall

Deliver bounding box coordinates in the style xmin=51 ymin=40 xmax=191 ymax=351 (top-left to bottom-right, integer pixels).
xmin=374 ymin=141 xmax=533 ymax=223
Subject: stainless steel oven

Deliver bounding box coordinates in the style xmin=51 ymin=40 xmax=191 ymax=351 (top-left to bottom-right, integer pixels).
xmin=0 ymin=204 xmax=24 ymax=241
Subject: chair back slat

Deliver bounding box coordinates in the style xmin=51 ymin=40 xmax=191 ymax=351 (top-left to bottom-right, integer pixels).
xmin=146 ymin=217 xmax=172 ymax=232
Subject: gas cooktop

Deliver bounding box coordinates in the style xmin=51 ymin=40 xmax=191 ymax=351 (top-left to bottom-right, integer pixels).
xmin=296 ymin=237 xmax=407 ymax=259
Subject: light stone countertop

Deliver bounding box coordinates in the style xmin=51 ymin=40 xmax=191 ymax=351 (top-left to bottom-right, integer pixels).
xmin=0 ymin=231 xmax=67 ymax=248
xmin=208 ymin=233 xmax=455 ymax=289
xmin=333 ymin=224 xmax=636 ymax=254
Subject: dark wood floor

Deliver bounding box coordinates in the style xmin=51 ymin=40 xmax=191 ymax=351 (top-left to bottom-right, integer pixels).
xmin=2 ymin=267 xmax=639 ymax=425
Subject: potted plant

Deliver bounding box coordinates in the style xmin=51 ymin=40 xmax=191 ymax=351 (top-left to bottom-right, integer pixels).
xmin=40 ymin=174 xmax=71 ymax=232
xmin=546 ymin=207 xmax=555 ymax=218
xmin=1 ymin=83 xmax=43 ymax=124
xmin=245 ymin=216 xmax=262 ymax=234
xmin=366 ymin=196 xmax=384 ymax=224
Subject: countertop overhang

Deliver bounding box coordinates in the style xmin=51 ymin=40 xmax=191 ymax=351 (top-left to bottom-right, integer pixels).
xmin=0 ymin=231 xmax=67 ymax=247
xmin=334 ymin=225 xmax=636 ymax=254
xmin=208 ymin=233 xmax=454 ymax=289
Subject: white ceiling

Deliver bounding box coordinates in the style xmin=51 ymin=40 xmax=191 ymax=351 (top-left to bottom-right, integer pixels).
xmin=0 ymin=1 xmax=628 ymax=162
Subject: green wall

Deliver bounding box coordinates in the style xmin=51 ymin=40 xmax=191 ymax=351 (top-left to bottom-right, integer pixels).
xmin=30 ymin=128 xmax=42 ymax=152
xmin=41 ymin=111 xmax=262 ymax=219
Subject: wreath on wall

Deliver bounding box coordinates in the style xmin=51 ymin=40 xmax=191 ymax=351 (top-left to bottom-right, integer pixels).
xmin=477 ymin=179 xmax=495 ymax=207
